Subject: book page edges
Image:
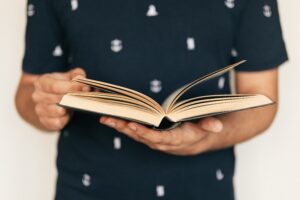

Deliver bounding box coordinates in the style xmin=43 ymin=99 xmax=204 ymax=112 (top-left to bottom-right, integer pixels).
xmin=59 ymin=95 xmax=164 ymax=127
xmin=162 ymin=60 xmax=246 ymax=112
xmin=73 ymin=77 xmax=165 ymax=114
xmin=166 ymin=94 xmax=273 ymax=122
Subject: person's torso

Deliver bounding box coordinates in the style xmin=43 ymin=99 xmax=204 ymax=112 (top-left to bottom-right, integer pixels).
xmin=54 ymin=0 xmax=240 ymax=199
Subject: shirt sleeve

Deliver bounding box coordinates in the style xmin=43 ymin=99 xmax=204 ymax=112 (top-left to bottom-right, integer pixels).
xmin=22 ymin=0 xmax=69 ymax=74
xmin=233 ymin=0 xmax=288 ymax=71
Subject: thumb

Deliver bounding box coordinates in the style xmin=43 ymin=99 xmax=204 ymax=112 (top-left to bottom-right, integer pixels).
xmin=67 ymin=68 xmax=89 ymax=92
xmin=68 ymin=67 xmax=86 ymax=79
xmin=198 ymin=117 xmax=223 ymax=133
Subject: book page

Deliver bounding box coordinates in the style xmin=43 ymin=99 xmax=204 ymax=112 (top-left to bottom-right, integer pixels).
xmin=171 ymin=94 xmax=256 ymax=112
xmin=73 ymin=77 xmax=165 ymax=114
xmin=59 ymin=95 xmax=164 ymax=127
xmin=162 ymin=60 xmax=246 ymax=113
xmin=68 ymin=92 xmax=161 ymax=114
xmin=166 ymin=94 xmax=272 ymax=122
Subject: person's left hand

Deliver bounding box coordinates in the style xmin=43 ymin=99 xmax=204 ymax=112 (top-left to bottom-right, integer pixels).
xmin=99 ymin=116 xmax=223 ymax=156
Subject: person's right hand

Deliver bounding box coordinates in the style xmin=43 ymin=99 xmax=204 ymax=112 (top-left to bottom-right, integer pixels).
xmin=32 ymin=68 xmax=89 ymax=131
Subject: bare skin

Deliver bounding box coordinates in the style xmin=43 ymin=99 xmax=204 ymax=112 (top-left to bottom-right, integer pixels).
xmin=16 ymin=68 xmax=278 ymax=156
xmin=15 ymin=68 xmax=89 ymax=132
xmin=100 ymin=68 xmax=279 ymax=155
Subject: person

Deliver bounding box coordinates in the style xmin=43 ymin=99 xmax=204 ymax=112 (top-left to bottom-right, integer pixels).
xmin=15 ymin=0 xmax=288 ymax=199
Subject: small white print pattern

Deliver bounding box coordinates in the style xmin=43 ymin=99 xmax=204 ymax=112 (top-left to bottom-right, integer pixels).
xmin=53 ymin=45 xmax=63 ymax=57
xmin=224 ymin=0 xmax=235 ymax=9
xmin=187 ymin=37 xmax=195 ymax=50
xmin=150 ymin=79 xmax=162 ymax=93
xmin=216 ymin=169 xmax=224 ymax=181
xmin=156 ymin=185 xmax=165 ymax=197
xmin=147 ymin=4 xmax=158 ymax=17
xmin=263 ymin=5 xmax=272 ymax=17
xmin=231 ymin=48 xmax=238 ymax=57
xmin=113 ymin=137 xmax=122 ymax=150
xmin=71 ymin=0 xmax=79 ymax=11
xmin=82 ymin=174 xmax=91 ymax=187
xmin=27 ymin=4 xmax=35 ymax=17
xmin=218 ymin=77 xmax=226 ymax=89
xmin=111 ymin=39 xmax=123 ymax=52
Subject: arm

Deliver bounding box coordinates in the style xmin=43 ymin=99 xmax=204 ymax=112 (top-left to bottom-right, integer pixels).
xmin=208 ymin=68 xmax=278 ymax=150
xmin=15 ymin=73 xmax=45 ymax=131
xmin=15 ymin=68 xmax=88 ymax=132
xmin=99 ymin=68 xmax=278 ymax=156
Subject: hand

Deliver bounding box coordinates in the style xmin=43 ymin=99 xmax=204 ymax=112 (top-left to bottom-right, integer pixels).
xmin=32 ymin=68 xmax=89 ymax=131
xmin=100 ymin=116 xmax=223 ymax=156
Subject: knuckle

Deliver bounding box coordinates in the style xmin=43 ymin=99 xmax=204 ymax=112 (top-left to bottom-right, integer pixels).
xmin=34 ymin=104 xmax=42 ymax=115
xmin=31 ymin=92 xmax=39 ymax=102
xmin=59 ymin=107 xmax=67 ymax=116
xmin=56 ymin=106 xmax=66 ymax=116
xmin=51 ymin=82 xmax=60 ymax=93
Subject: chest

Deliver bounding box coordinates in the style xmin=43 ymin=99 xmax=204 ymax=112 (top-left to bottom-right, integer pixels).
xmin=54 ymin=0 xmax=238 ymax=99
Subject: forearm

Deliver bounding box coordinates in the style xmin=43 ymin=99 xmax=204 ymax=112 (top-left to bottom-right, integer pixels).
xmin=208 ymin=103 xmax=278 ymax=151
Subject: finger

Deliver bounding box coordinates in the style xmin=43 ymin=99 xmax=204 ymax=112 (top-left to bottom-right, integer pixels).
xmin=37 ymin=75 xmax=75 ymax=94
xmin=100 ymin=116 xmax=125 ymax=129
xmin=52 ymin=68 xmax=88 ymax=90
xmin=155 ymin=138 xmax=211 ymax=156
xmin=37 ymin=74 xmax=89 ymax=94
xmin=198 ymin=117 xmax=223 ymax=133
xmin=35 ymin=104 xmax=68 ymax=118
xmin=39 ymin=115 xmax=70 ymax=131
xmin=100 ymin=117 xmax=143 ymax=142
xmin=67 ymin=68 xmax=90 ymax=91
xmin=68 ymin=68 xmax=86 ymax=79
xmin=32 ymin=90 xmax=64 ymax=104
xmin=127 ymin=122 xmax=169 ymax=144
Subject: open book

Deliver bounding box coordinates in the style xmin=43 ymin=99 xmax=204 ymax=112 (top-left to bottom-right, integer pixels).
xmin=59 ymin=60 xmax=273 ymax=130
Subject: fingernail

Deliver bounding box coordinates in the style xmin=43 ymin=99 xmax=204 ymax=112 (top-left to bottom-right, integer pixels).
xmin=108 ymin=122 xmax=116 ymax=128
xmin=73 ymin=75 xmax=84 ymax=80
xmin=99 ymin=117 xmax=105 ymax=123
xmin=213 ymin=121 xmax=223 ymax=132
xmin=128 ymin=124 xmax=137 ymax=131
xmin=82 ymin=86 xmax=90 ymax=92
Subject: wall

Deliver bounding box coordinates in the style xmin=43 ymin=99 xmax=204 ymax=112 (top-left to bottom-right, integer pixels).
xmin=0 ymin=0 xmax=299 ymax=199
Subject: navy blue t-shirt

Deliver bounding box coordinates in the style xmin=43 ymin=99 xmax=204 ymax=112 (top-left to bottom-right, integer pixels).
xmin=23 ymin=0 xmax=287 ymax=199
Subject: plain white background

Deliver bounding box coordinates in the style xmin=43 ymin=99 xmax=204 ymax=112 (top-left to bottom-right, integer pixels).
xmin=0 ymin=0 xmax=299 ymax=199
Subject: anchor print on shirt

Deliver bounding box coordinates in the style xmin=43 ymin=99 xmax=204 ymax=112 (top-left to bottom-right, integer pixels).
xmin=224 ymin=0 xmax=235 ymax=9
xmin=52 ymin=45 xmax=63 ymax=57
xmin=111 ymin=39 xmax=123 ymax=52
xmin=150 ymin=79 xmax=162 ymax=93
xmin=263 ymin=5 xmax=272 ymax=18
xmin=71 ymin=0 xmax=79 ymax=11
xmin=27 ymin=4 xmax=35 ymax=17
xmin=146 ymin=4 xmax=158 ymax=17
